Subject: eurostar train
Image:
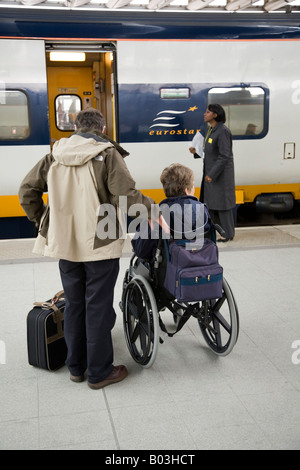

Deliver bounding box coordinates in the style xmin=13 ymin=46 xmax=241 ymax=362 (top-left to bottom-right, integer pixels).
xmin=1 ymin=7 xmax=300 ymax=238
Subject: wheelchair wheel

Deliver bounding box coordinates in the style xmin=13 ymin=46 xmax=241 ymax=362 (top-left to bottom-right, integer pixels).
xmin=198 ymin=277 xmax=239 ymax=356
xmin=123 ymin=275 xmax=159 ymax=368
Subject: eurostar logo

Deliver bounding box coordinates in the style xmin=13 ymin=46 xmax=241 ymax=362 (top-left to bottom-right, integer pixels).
xmin=148 ymin=105 xmax=200 ymax=137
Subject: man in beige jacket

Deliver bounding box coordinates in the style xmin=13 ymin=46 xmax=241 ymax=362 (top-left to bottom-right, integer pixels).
xmin=19 ymin=108 xmax=156 ymax=389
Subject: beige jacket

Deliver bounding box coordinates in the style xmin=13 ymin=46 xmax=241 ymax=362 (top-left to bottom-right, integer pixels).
xmin=19 ymin=131 xmax=156 ymax=262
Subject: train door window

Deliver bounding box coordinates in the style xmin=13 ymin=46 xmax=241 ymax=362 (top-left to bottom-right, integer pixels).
xmin=55 ymin=94 xmax=81 ymax=131
xmin=0 ymin=90 xmax=30 ymax=140
xmin=207 ymin=86 xmax=266 ymax=137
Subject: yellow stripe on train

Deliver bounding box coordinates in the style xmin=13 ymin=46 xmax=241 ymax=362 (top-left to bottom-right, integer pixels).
xmin=0 ymin=195 xmax=48 ymax=218
xmin=1 ymin=183 xmax=300 ymax=217
xmin=141 ymin=184 xmax=300 ymax=206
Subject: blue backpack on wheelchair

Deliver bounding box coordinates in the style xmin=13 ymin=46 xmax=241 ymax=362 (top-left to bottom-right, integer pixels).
xmin=162 ymin=237 xmax=223 ymax=303
xmin=147 ymin=198 xmax=223 ymax=303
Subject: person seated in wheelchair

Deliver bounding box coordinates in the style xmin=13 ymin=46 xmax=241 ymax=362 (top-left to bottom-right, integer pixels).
xmin=123 ymin=164 xmax=239 ymax=364
xmin=131 ymin=163 xmax=214 ymax=264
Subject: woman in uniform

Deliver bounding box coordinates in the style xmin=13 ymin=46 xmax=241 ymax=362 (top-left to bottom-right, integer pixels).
xmin=203 ymin=104 xmax=236 ymax=242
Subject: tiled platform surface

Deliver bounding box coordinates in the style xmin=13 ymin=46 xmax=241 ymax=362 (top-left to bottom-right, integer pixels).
xmin=0 ymin=225 xmax=299 ymax=450
xmin=1 ymin=224 xmax=300 ymax=262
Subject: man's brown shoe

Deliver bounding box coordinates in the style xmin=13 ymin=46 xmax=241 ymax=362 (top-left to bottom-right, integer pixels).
xmin=88 ymin=365 xmax=128 ymax=390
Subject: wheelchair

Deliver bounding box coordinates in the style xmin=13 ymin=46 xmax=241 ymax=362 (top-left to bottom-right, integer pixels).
xmin=120 ymin=228 xmax=239 ymax=369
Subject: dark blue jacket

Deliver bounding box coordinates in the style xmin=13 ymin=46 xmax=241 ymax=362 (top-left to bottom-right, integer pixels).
xmin=131 ymin=195 xmax=212 ymax=261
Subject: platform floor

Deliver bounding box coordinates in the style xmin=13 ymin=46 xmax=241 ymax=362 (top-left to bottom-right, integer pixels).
xmin=0 ymin=225 xmax=300 ymax=450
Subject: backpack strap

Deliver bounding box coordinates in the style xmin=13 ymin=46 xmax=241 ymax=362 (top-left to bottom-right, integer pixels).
xmin=158 ymin=301 xmax=193 ymax=338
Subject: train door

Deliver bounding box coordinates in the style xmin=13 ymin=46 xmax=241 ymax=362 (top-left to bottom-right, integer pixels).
xmin=45 ymin=42 xmax=117 ymax=145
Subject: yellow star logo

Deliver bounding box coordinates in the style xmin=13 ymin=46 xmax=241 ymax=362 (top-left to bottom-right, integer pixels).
xmin=188 ymin=106 xmax=198 ymax=112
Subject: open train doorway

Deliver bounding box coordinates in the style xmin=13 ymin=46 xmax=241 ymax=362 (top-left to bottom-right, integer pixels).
xmin=45 ymin=41 xmax=117 ymax=145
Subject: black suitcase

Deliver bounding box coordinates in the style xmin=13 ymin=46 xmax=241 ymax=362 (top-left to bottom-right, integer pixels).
xmin=27 ymin=291 xmax=67 ymax=371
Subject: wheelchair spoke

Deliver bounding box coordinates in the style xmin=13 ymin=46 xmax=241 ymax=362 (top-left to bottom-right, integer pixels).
xmin=210 ymin=295 xmax=226 ymax=313
xmin=212 ymin=314 xmax=222 ymax=349
xmin=130 ymin=308 xmax=150 ymax=343
xmin=213 ymin=309 xmax=231 ymax=335
xmin=127 ymin=299 xmax=138 ymax=319
xmin=135 ymin=289 xmax=144 ymax=314
xmin=138 ymin=326 xmax=148 ymax=353
xmin=130 ymin=318 xmax=143 ymax=343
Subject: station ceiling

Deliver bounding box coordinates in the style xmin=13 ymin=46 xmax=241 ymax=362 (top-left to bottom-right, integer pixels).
xmin=0 ymin=0 xmax=300 ymax=13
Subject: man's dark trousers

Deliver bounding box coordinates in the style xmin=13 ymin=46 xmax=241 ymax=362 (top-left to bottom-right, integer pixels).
xmin=59 ymin=258 xmax=120 ymax=384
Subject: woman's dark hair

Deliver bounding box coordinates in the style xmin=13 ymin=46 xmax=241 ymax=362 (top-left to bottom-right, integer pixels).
xmin=208 ymin=104 xmax=226 ymax=123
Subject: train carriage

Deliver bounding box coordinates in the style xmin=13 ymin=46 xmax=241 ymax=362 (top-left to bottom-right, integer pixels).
xmin=0 ymin=8 xmax=300 ymax=237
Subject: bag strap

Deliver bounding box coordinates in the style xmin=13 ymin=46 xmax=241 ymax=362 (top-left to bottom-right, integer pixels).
xmin=33 ymin=290 xmax=65 ymax=336
xmin=33 ymin=290 xmax=65 ymax=309
xmin=158 ymin=301 xmax=193 ymax=338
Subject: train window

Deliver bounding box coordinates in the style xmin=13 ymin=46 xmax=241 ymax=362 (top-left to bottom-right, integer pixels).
xmin=0 ymin=90 xmax=30 ymax=140
xmin=160 ymin=88 xmax=190 ymax=99
xmin=208 ymin=87 xmax=265 ymax=137
xmin=55 ymin=94 xmax=81 ymax=131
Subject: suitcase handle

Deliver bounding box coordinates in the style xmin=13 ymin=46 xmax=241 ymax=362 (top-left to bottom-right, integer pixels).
xmin=51 ymin=290 xmax=64 ymax=304
xmin=33 ymin=290 xmax=65 ymax=335
xmin=34 ymin=290 xmax=65 ymax=309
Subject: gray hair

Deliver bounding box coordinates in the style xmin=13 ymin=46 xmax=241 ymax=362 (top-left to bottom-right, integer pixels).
xmin=75 ymin=108 xmax=106 ymax=131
